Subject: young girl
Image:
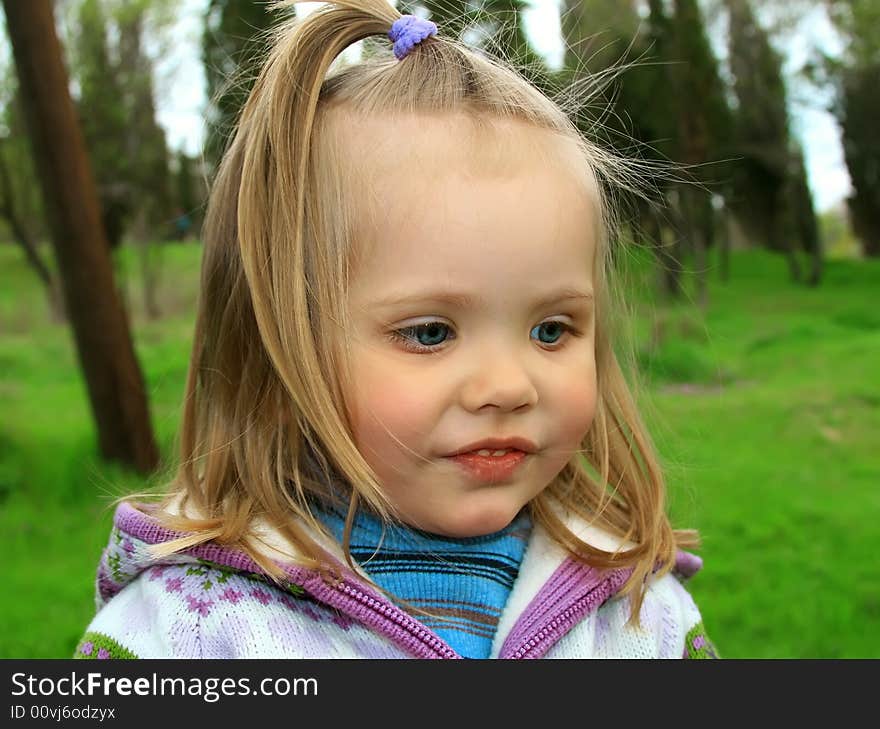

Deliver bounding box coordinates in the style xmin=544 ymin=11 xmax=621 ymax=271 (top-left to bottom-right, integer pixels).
xmin=75 ymin=0 xmax=717 ymax=660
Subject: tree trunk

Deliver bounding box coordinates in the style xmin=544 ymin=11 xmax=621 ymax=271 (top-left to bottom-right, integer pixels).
xmin=720 ymin=210 xmax=731 ymax=283
xmin=773 ymin=181 xmax=802 ymax=283
xmin=694 ymin=229 xmax=709 ymax=311
xmin=783 ymin=242 xmax=802 ymax=283
xmin=3 ymin=0 xmax=159 ymax=473
xmin=680 ymin=188 xmax=709 ymax=310
xmin=852 ymin=208 xmax=880 ymax=257
xmin=658 ymin=190 xmax=687 ymax=300
xmin=132 ymin=209 xmax=161 ymax=320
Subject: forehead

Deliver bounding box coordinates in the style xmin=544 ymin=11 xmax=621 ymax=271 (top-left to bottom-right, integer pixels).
xmin=334 ymin=113 xmax=598 ymax=310
xmin=335 ymin=110 xmax=595 ymax=200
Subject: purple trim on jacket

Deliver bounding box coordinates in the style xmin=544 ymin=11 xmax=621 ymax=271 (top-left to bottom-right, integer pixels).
xmin=673 ymin=550 xmax=703 ymax=579
xmin=497 ymin=550 xmax=703 ymax=659
xmin=498 ymin=559 xmax=634 ymax=659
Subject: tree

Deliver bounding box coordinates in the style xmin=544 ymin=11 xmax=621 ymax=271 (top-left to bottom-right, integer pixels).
xmin=73 ymin=0 xmax=129 ymax=251
xmin=69 ymin=0 xmax=176 ymax=250
xmin=114 ymin=0 xmax=174 ymax=233
xmin=837 ymin=62 xmax=880 ymax=256
xmin=202 ymin=0 xmax=279 ymax=168
xmin=560 ymin=0 xmax=734 ymax=303
xmin=824 ymin=0 xmax=880 ymax=256
xmin=114 ymin=0 xmax=175 ymax=317
xmin=560 ymin=0 xmax=644 ymax=141
xmin=2 ymin=0 xmax=159 ymax=473
xmin=789 ymin=146 xmax=821 ymax=282
xmin=482 ymin=0 xmax=546 ymax=70
xmin=67 ymin=0 xmax=176 ymax=316
xmin=726 ymin=0 xmax=820 ymax=281
xmin=668 ymin=0 xmax=735 ymax=305
xmin=174 ymin=150 xmax=207 ymax=239
xmin=629 ymin=0 xmax=687 ymax=297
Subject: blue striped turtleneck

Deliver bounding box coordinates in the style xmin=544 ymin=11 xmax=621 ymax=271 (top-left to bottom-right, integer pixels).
xmin=316 ymin=504 xmax=532 ymax=659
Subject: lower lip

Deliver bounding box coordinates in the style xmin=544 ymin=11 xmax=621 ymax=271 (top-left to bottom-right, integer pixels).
xmin=448 ymin=450 xmax=528 ymax=483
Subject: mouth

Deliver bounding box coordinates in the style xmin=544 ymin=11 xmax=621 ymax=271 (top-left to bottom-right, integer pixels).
xmin=463 ymin=447 xmax=521 ymax=457
xmin=448 ymin=437 xmax=538 ymax=457
xmin=447 ymin=449 xmax=530 ymax=484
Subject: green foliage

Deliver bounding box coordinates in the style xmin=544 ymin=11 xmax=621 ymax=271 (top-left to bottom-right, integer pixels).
xmin=74 ymin=1 xmax=126 ymax=176
xmin=173 ymin=150 xmax=206 ymax=234
xmin=819 ymin=1 xmax=880 ymax=256
xmin=826 ymin=0 xmax=880 ymax=68
xmin=725 ymin=0 xmax=818 ymax=272
xmin=725 ymin=0 xmax=789 ymax=238
xmin=837 ymin=62 xmax=880 ymax=256
xmin=560 ymin=0 xmax=648 ymax=150
xmin=69 ymin=0 xmax=174 ymax=246
xmin=115 ymin=7 xmax=173 ymax=233
xmin=0 ymin=30 xmax=45 ymax=243
xmin=0 ymin=79 xmax=46 ymax=244
xmin=670 ymin=0 xmax=734 ymax=167
xmin=72 ymin=0 xmax=130 ymax=247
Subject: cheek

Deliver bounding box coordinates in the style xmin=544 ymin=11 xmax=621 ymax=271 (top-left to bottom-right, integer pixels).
xmin=553 ymin=373 xmax=598 ymax=446
xmin=346 ymin=357 xmax=434 ymax=455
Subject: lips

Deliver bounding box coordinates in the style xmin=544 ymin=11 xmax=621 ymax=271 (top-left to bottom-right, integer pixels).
xmin=448 ymin=437 xmax=538 ymax=457
xmin=445 ymin=437 xmax=536 ymax=484
xmin=449 ymin=450 xmax=529 ymax=483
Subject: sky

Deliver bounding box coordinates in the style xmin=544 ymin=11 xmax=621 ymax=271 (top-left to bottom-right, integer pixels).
xmin=153 ymin=0 xmax=851 ymax=212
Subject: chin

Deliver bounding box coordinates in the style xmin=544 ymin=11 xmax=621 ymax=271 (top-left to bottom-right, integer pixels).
xmin=432 ymin=502 xmax=524 ymax=539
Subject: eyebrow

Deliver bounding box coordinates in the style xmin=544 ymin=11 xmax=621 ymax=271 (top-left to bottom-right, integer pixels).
xmin=369 ymin=287 xmax=594 ymax=312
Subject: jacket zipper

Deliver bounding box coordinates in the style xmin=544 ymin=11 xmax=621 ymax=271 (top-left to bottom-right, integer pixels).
xmin=330 ymin=572 xmax=617 ymax=660
xmin=335 ymin=575 xmax=602 ymax=660
xmin=503 ymin=568 xmax=632 ymax=659
xmin=506 ymin=595 xmax=594 ymax=659
xmin=330 ymin=578 xmax=460 ymax=659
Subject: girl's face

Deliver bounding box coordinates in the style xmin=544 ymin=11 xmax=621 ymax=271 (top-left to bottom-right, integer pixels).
xmin=343 ymin=116 xmax=598 ymax=538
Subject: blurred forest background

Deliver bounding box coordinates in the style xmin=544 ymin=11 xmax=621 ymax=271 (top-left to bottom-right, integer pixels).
xmin=1 ymin=0 xmax=878 ymax=658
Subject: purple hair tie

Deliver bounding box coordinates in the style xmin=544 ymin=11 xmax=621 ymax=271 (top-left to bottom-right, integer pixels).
xmin=388 ymin=15 xmax=438 ymax=60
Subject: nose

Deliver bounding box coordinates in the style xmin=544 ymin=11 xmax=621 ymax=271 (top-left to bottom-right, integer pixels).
xmin=459 ymin=347 xmax=539 ymax=413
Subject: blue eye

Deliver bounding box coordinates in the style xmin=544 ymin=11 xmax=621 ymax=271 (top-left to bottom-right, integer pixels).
xmin=412 ymin=322 xmax=449 ymax=346
xmin=530 ymin=321 xmax=568 ymax=345
xmin=390 ymin=322 xmax=453 ymax=352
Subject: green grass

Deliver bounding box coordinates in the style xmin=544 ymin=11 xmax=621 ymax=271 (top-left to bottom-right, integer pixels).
xmin=626 ymin=249 xmax=880 ymax=657
xmin=1 ymin=242 xmax=200 ymax=657
xmin=1 ymin=241 xmax=878 ymax=657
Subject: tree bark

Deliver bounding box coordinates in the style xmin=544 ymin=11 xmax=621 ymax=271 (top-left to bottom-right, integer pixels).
xmin=3 ymin=0 xmax=159 ymax=473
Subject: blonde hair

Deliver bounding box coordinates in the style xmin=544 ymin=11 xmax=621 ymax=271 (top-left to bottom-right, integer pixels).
xmin=151 ymin=0 xmax=698 ymax=622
